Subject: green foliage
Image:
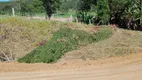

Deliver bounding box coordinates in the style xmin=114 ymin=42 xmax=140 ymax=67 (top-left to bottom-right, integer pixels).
xmin=75 ymin=0 xmax=97 ymax=24
xmin=42 ymin=0 xmax=60 ymax=19
xmin=0 ymin=1 xmax=18 ymax=15
xmin=1 ymin=0 xmax=141 ymax=30
xmin=31 ymin=0 xmax=44 ymax=13
xmin=108 ymin=0 xmax=142 ymax=30
xmin=19 ymin=0 xmax=30 ymax=16
xmin=76 ymin=12 xmax=93 ymax=24
xmin=75 ymin=0 xmax=141 ymax=30
xmin=18 ymin=27 xmax=113 ymax=63
xmin=96 ymin=0 xmax=110 ymax=24
xmin=0 ymin=0 xmax=44 ymax=16
xmin=18 ymin=0 xmax=44 ymax=16
xmin=59 ymin=0 xmax=78 ymax=13
xmin=76 ymin=0 xmax=97 ymax=12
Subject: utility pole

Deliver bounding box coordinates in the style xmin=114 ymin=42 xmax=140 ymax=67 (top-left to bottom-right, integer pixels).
xmin=12 ymin=8 xmax=15 ymax=17
xmin=140 ymin=0 xmax=142 ymax=25
xmin=69 ymin=15 xmax=73 ymax=22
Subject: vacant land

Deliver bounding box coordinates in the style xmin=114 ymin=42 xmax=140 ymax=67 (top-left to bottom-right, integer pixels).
xmin=0 ymin=16 xmax=142 ymax=80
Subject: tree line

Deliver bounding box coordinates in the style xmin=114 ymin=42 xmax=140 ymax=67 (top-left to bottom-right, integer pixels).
xmin=0 ymin=0 xmax=142 ymax=30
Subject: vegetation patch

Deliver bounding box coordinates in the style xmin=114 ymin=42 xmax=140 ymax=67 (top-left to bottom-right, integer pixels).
xmin=61 ymin=29 xmax=142 ymax=61
xmin=18 ymin=27 xmax=113 ymax=63
xmin=0 ymin=16 xmax=96 ymax=62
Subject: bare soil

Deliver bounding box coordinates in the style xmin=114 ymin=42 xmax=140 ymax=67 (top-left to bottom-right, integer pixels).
xmin=0 ymin=53 xmax=142 ymax=80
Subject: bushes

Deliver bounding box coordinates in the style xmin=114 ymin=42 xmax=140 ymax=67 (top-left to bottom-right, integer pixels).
xmin=18 ymin=27 xmax=113 ymax=63
xmin=76 ymin=12 xmax=93 ymax=24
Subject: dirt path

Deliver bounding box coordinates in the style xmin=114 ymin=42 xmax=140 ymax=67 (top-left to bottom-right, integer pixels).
xmin=0 ymin=53 xmax=142 ymax=80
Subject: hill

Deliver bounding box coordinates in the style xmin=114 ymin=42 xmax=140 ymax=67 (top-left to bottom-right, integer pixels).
xmin=0 ymin=16 xmax=142 ymax=63
xmin=0 ymin=16 xmax=96 ymax=61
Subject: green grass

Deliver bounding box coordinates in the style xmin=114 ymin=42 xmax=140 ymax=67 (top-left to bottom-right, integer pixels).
xmin=18 ymin=27 xmax=113 ymax=63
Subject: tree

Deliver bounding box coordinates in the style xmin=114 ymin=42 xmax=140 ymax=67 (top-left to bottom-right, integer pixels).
xmin=9 ymin=0 xmax=44 ymax=16
xmin=96 ymin=0 xmax=110 ymax=24
xmin=0 ymin=1 xmax=17 ymax=15
xmin=30 ymin=0 xmax=44 ymax=14
xmin=19 ymin=0 xmax=29 ymax=16
xmin=108 ymin=0 xmax=142 ymax=30
xmin=75 ymin=0 xmax=142 ymax=30
xmin=124 ymin=0 xmax=142 ymax=29
xmin=140 ymin=0 xmax=142 ymax=25
xmin=77 ymin=0 xmax=97 ymax=12
xmin=76 ymin=0 xmax=97 ymax=24
xmin=42 ymin=0 xmax=60 ymax=19
xmin=108 ymin=0 xmax=128 ymax=24
xmin=0 ymin=3 xmax=12 ymax=15
xmin=15 ymin=0 xmax=34 ymax=16
xmin=60 ymin=0 xmax=79 ymax=13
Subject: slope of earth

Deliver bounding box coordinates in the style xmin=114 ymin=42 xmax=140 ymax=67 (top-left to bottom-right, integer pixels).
xmin=60 ymin=28 xmax=142 ymax=61
xmin=0 ymin=16 xmax=95 ymax=59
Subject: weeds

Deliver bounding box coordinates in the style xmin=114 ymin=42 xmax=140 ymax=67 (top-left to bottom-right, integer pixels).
xmin=0 ymin=51 xmax=15 ymax=62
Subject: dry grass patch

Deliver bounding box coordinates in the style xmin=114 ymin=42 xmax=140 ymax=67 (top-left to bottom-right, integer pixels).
xmin=60 ymin=29 xmax=142 ymax=61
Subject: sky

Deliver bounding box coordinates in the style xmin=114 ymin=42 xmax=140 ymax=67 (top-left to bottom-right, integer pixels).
xmin=0 ymin=0 xmax=10 ymax=2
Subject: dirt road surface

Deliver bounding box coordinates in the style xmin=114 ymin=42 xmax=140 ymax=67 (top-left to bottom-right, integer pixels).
xmin=0 ymin=53 xmax=142 ymax=80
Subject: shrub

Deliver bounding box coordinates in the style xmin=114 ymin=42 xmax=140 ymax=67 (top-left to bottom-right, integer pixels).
xmin=18 ymin=27 xmax=113 ymax=63
xmin=76 ymin=12 xmax=93 ymax=24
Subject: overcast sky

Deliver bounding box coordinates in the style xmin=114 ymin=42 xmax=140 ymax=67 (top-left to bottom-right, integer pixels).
xmin=0 ymin=0 xmax=10 ymax=2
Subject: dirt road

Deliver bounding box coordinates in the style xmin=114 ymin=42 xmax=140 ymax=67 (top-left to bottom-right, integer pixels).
xmin=0 ymin=53 xmax=142 ymax=80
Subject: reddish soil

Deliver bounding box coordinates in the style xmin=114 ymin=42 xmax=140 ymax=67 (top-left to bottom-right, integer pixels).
xmin=0 ymin=53 xmax=142 ymax=80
